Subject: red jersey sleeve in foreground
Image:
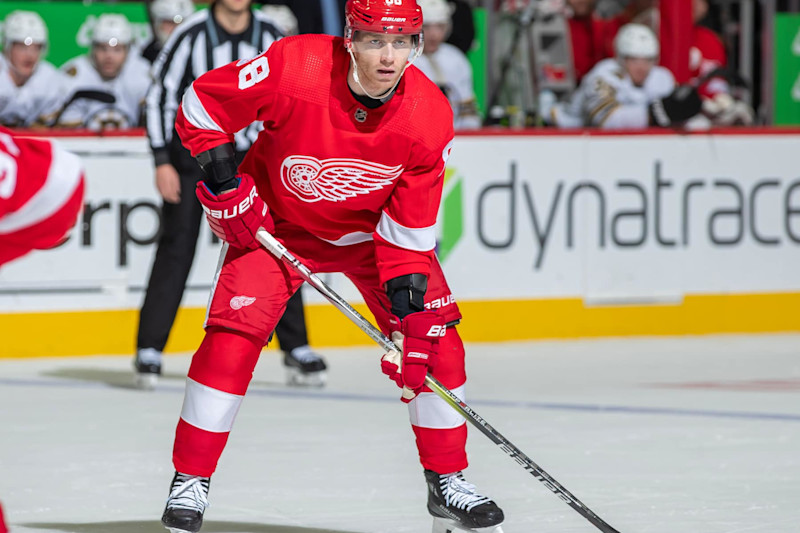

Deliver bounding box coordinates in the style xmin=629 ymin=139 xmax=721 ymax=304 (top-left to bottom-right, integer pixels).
xmin=175 ymin=43 xmax=287 ymax=156
xmin=374 ymin=137 xmax=454 ymax=284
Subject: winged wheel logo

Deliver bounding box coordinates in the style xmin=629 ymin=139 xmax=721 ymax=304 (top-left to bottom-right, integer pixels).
xmin=281 ymin=155 xmax=404 ymax=203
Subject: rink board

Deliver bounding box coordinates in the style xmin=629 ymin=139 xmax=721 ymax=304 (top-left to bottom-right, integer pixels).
xmin=1 ymin=130 xmax=799 ymax=357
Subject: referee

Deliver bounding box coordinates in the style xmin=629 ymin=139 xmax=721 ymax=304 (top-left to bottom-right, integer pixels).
xmin=136 ymin=0 xmax=328 ymax=389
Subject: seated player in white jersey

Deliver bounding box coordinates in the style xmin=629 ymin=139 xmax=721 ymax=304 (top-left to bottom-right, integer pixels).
xmin=545 ymin=23 xmax=702 ymax=129
xmin=57 ymin=14 xmax=151 ymax=131
xmin=414 ymin=0 xmax=482 ymax=129
xmin=0 ymin=10 xmax=68 ymax=128
xmin=259 ymin=4 xmax=299 ymax=36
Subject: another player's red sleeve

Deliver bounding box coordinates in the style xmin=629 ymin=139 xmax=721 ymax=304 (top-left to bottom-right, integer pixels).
xmin=0 ymin=133 xmax=85 ymax=268
xmin=175 ymin=43 xmax=288 ymax=156
xmin=0 ymin=500 xmax=8 ymax=533
xmin=691 ymin=26 xmax=728 ymax=98
xmin=374 ymin=138 xmax=454 ymax=284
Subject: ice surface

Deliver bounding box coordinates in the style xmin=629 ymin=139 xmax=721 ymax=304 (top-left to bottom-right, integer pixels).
xmin=1 ymin=334 xmax=798 ymax=533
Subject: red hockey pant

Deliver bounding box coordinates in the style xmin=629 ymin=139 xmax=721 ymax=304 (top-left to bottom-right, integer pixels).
xmin=172 ymin=232 xmax=468 ymax=477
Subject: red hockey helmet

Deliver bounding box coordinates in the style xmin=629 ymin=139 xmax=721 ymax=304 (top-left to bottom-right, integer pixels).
xmin=344 ymin=0 xmax=425 ymax=98
xmin=345 ymin=0 xmax=423 ymax=40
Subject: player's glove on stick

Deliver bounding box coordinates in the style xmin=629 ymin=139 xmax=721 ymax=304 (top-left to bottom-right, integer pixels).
xmin=648 ymin=85 xmax=702 ymax=127
xmin=195 ymin=172 xmax=274 ymax=250
xmin=380 ymin=311 xmax=446 ymax=403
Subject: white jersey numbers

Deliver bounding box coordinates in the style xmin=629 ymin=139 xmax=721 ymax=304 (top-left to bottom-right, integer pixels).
xmin=238 ymin=56 xmax=270 ymax=90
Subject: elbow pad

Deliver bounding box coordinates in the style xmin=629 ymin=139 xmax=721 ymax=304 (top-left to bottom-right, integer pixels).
xmin=196 ymin=143 xmax=239 ymax=194
xmin=385 ymin=273 xmax=427 ymax=319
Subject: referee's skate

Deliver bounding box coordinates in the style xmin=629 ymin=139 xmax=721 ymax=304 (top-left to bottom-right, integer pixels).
xmin=283 ymin=345 xmax=328 ymax=387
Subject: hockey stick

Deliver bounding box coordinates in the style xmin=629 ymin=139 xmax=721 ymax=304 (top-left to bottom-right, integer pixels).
xmin=255 ymin=228 xmax=623 ymax=533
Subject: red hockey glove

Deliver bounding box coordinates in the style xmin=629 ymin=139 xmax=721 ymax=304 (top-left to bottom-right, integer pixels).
xmin=195 ymin=172 xmax=274 ymax=250
xmin=380 ymin=311 xmax=446 ymax=403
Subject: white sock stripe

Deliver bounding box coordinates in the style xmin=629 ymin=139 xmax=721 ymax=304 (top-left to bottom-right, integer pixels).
xmin=180 ymin=377 xmax=244 ymax=433
xmin=408 ymin=384 xmax=466 ymax=429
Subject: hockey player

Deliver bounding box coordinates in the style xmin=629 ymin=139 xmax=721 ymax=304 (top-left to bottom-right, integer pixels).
xmin=56 ymin=14 xmax=151 ymax=130
xmin=259 ymin=5 xmax=299 ymax=36
xmin=0 ymin=10 xmax=67 ymax=128
xmin=158 ymin=1 xmax=504 ymax=532
xmin=546 ymin=23 xmax=702 ymax=129
xmin=141 ymin=0 xmax=195 ymax=64
xmin=0 ymin=126 xmax=85 ymax=268
xmin=414 ymin=0 xmax=482 ymax=129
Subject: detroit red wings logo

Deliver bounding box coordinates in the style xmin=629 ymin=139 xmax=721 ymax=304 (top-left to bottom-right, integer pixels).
xmin=281 ymin=155 xmax=404 ymax=203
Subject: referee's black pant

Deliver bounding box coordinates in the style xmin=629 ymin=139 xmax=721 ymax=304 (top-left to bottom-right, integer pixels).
xmin=136 ymin=161 xmax=309 ymax=356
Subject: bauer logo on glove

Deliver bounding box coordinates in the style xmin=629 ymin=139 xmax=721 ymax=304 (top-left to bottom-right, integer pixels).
xmin=195 ymin=172 xmax=275 ymax=250
xmin=380 ymin=311 xmax=446 ymax=403
xmin=200 ymin=185 xmax=262 ymax=219
xmin=426 ymin=324 xmax=447 ymax=337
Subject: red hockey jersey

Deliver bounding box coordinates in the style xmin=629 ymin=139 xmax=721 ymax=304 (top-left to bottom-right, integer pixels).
xmin=176 ymin=35 xmax=455 ymax=283
xmin=0 ymin=127 xmax=84 ymax=266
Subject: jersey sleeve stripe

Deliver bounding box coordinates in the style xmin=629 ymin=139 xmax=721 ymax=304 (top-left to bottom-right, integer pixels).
xmin=0 ymin=142 xmax=83 ymax=234
xmin=182 ymin=85 xmax=225 ymax=134
xmin=376 ymin=211 xmax=436 ymax=252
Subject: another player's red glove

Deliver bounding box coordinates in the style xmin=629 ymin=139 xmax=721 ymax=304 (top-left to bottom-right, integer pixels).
xmin=381 ymin=311 xmax=446 ymax=403
xmin=195 ymin=172 xmax=274 ymax=250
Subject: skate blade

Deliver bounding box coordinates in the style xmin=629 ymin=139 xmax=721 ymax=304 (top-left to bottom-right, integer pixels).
xmin=134 ymin=372 xmax=158 ymax=390
xmin=285 ymin=368 xmax=327 ymax=387
xmin=432 ymin=517 xmax=504 ymax=533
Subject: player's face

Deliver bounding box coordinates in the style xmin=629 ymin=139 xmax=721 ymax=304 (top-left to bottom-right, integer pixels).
xmin=92 ymin=43 xmax=128 ymax=80
xmin=351 ymin=31 xmax=414 ymax=95
xmin=422 ymin=23 xmax=447 ymax=54
xmin=623 ymin=57 xmax=655 ymax=87
xmin=8 ymin=42 xmax=43 ymax=79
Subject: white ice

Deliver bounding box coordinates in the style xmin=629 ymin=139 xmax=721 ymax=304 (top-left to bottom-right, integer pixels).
xmin=1 ymin=333 xmax=798 ymax=533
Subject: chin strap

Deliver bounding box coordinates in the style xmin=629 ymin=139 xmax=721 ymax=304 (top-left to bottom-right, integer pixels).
xmin=348 ymin=50 xmax=406 ymax=100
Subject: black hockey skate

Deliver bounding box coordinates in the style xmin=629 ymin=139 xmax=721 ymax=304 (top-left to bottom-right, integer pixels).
xmin=161 ymin=472 xmax=210 ymax=533
xmin=134 ymin=348 xmax=162 ymax=390
xmin=283 ymin=345 xmax=327 ymax=387
xmin=425 ymin=469 xmax=505 ymax=533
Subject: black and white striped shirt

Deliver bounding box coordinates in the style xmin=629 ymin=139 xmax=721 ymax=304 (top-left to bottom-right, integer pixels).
xmin=146 ymin=8 xmax=282 ymax=167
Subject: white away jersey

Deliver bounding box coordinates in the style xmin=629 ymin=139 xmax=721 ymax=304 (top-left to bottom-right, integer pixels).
xmin=0 ymin=59 xmax=68 ymax=128
xmin=57 ymin=54 xmax=152 ymax=130
xmin=413 ymin=43 xmax=481 ymax=130
xmin=553 ymin=58 xmax=675 ymax=129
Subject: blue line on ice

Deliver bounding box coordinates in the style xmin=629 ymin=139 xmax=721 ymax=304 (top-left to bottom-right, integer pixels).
xmin=2 ymin=376 xmax=798 ymax=422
